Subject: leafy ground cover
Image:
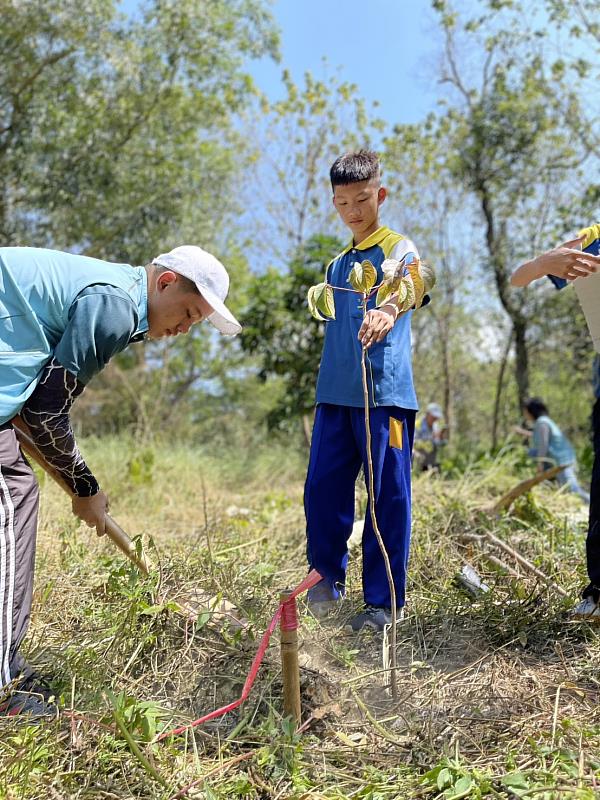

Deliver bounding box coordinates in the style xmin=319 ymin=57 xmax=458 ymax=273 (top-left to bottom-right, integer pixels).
xmin=1 ymin=438 xmax=599 ymax=799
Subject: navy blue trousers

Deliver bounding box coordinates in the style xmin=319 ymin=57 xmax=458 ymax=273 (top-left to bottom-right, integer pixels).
xmin=304 ymin=403 xmax=415 ymax=609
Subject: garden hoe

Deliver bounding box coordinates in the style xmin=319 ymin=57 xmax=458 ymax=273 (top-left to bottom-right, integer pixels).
xmin=12 ymin=417 xmax=245 ymax=628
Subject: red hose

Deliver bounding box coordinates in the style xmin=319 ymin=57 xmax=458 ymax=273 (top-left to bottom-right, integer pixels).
xmin=156 ymin=569 xmax=322 ymax=741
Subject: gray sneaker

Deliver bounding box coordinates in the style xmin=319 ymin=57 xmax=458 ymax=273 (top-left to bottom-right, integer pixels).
xmin=345 ymin=605 xmax=405 ymax=632
xmin=307 ymin=579 xmax=341 ymax=618
xmin=570 ymin=597 xmax=600 ymax=621
xmin=0 ymin=691 xmax=58 ymax=718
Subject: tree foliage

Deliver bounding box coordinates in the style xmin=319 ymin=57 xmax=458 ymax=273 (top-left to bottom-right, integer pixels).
xmin=424 ymin=0 xmax=599 ymax=409
xmin=0 ymin=0 xmax=278 ymax=260
xmin=241 ymin=67 xmax=383 ymax=264
xmin=241 ymin=234 xmax=343 ymax=434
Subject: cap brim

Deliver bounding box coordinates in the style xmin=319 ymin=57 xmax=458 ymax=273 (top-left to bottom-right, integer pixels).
xmin=199 ymin=286 xmax=242 ymax=336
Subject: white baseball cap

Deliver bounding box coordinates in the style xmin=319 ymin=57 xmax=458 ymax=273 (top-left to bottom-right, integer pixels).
xmin=426 ymin=403 xmax=443 ymax=419
xmin=152 ymin=245 xmax=242 ymax=336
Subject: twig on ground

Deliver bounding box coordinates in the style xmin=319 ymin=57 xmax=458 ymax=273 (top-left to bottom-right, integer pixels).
xmin=458 ymin=530 xmax=567 ymax=597
xmin=351 ymin=689 xmax=411 ymax=746
xmin=168 ymin=752 xmax=255 ymax=800
xmin=490 ymin=465 xmax=567 ymax=514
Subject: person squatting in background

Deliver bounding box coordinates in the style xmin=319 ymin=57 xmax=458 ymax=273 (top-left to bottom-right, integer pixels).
xmin=517 ymin=397 xmax=590 ymax=503
xmin=413 ymin=402 xmax=448 ymax=472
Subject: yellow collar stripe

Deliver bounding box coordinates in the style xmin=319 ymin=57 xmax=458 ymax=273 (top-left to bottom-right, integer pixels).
xmin=579 ymin=223 xmax=600 ymax=250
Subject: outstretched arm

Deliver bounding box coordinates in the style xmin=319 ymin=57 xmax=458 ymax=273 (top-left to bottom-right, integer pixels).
xmin=510 ymin=235 xmax=600 ymax=287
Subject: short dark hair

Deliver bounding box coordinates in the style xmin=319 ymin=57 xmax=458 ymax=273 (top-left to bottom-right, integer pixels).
xmin=330 ymin=149 xmax=380 ymax=189
xmin=150 ymin=263 xmax=199 ymax=294
xmin=524 ymin=397 xmax=548 ymax=419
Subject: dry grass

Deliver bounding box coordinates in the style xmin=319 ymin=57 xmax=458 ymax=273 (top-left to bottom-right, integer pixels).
xmin=1 ymin=438 xmax=599 ymax=799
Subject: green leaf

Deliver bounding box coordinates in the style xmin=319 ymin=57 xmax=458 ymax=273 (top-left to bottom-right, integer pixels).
xmin=307 ymin=283 xmax=326 ymax=321
xmin=405 ymin=261 xmax=427 ymax=308
xmin=422 ymin=764 xmax=444 ymax=785
xmin=437 ymin=767 xmax=453 ymax=790
xmin=419 ymin=261 xmax=436 ymax=293
xmin=453 ymin=775 xmax=472 ymax=792
xmin=316 ymin=284 xmax=336 ymax=319
xmin=501 ymin=771 xmax=530 ymax=790
xmin=375 ymin=282 xmax=395 ymax=308
xmin=445 ymin=774 xmax=472 ymax=799
xmin=138 ymin=604 xmax=167 ymax=616
xmin=398 ymin=277 xmax=416 ymax=312
xmin=396 ymin=280 xmax=408 ymax=309
xmin=307 ymin=282 xmax=335 ymax=321
xmin=195 ymin=611 xmax=212 ymax=630
xmin=348 ymin=259 xmax=377 ymax=293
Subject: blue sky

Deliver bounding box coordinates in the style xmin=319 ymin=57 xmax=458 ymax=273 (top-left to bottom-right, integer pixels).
xmin=250 ymin=0 xmax=441 ymax=125
xmin=120 ymin=0 xmax=441 ymax=125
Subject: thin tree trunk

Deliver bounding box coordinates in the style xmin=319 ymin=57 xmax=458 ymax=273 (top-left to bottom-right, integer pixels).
xmin=429 ymin=304 xmax=453 ymax=436
xmin=439 ymin=317 xmax=452 ymax=437
xmin=302 ymin=413 xmax=312 ymax=448
xmin=479 ymin=180 xmax=530 ymax=411
xmin=513 ymin=319 xmax=529 ymax=410
xmin=491 ymin=329 xmax=513 ymax=450
xmin=0 ymin=189 xmax=13 ymax=244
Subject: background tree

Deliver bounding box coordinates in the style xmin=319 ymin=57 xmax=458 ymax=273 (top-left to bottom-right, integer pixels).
xmin=241 ymin=68 xmax=382 ymax=265
xmin=0 ymin=0 xmax=278 ymax=258
xmin=241 ymin=234 xmax=343 ymax=444
xmin=428 ymin=0 xmax=599 ymax=413
xmin=383 ymin=118 xmax=477 ymax=440
xmin=0 ymin=0 xmax=278 ymax=438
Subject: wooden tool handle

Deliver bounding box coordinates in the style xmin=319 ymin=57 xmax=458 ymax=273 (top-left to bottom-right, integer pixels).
xmin=12 ymin=417 xmax=154 ymax=575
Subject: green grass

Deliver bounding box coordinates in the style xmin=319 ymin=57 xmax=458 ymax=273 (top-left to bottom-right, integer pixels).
xmin=1 ymin=437 xmax=599 ymax=799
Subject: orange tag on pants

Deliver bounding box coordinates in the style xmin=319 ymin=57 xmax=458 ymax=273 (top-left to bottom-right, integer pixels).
xmin=389 ymin=417 xmax=403 ymax=449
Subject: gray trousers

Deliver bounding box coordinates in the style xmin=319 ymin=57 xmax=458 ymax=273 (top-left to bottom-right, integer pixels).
xmin=0 ymin=422 xmax=39 ymax=689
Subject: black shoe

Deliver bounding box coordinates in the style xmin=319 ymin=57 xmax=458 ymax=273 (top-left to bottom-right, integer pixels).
xmin=345 ymin=605 xmax=405 ymax=632
xmin=16 ymin=671 xmax=56 ymax=703
xmin=0 ymin=691 xmax=58 ymax=718
xmin=307 ymin=579 xmax=342 ymax=618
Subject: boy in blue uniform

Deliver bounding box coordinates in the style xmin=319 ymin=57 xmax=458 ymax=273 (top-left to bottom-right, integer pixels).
xmin=511 ymin=225 xmax=600 ymax=619
xmin=305 ymin=150 xmax=429 ymax=631
xmin=0 ymin=244 xmax=241 ymax=715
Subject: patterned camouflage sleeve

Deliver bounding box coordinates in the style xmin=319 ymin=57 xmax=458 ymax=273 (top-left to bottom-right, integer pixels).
xmin=20 ymin=359 xmax=99 ymax=497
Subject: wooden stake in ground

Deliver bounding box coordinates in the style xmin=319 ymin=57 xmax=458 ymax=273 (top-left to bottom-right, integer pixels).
xmin=279 ymin=592 xmax=301 ymax=723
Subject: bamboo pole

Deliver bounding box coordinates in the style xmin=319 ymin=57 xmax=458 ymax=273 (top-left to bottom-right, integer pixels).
xmin=12 ymin=416 xmax=154 ymax=575
xmin=279 ymin=592 xmax=301 ymax=724
xmin=490 ymin=464 xmax=567 ymax=513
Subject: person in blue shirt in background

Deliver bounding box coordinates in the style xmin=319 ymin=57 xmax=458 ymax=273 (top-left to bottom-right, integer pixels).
xmin=511 ymin=224 xmax=600 ymax=620
xmin=517 ymin=397 xmax=590 ymax=502
xmin=304 ymin=149 xmax=433 ymax=632
xmin=414 ymin=402 xmax=448 ymax=472
xmin=0 ymin=244 xmax=241 ymax=716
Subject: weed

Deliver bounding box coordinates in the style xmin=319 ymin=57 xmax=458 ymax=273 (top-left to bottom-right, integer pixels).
xmin=2 ymin=439 xmax=599 ymax=799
